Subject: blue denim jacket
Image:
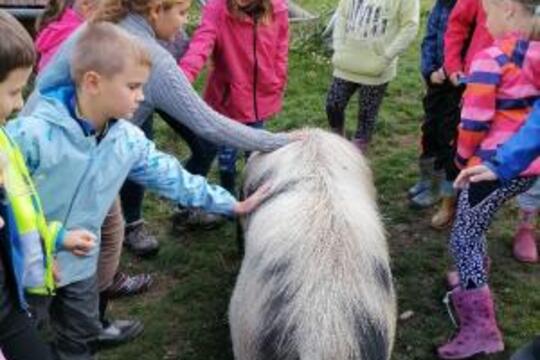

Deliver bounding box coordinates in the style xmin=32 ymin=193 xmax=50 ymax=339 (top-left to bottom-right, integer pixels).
xmin=420 ymin=0 xmax=456 ymax=82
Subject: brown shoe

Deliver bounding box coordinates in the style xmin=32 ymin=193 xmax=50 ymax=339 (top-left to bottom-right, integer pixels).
xmin=171 ymin=208 xmax=226 ymax=231
xmin=431 ymin=196 xmax=456 ymax=230
xmin=105 ymin=272 xmax=153 ymax=299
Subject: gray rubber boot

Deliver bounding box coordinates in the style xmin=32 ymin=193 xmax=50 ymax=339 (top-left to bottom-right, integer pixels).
xmin=410 ymin=158 xmax=441 ymax=209
xmin=408 ymin=157 xmax=436 ymax=199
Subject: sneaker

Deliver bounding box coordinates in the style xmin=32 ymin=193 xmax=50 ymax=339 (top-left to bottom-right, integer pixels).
xmin=171 ymin=208 xmax=225 ymax=231
xmin=94 ymin=319 xmax=144 ymax=350
xmin=105 ymin=271 xmax=154 ymax=299
xmin=124 ymin=220 xmax=160 ymax=258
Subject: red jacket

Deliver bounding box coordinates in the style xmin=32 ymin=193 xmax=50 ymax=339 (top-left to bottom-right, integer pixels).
xmin=443 ymin=0 xmax=493 ymax=75
xmin=179 ymin=0 xmax=289 ymax=123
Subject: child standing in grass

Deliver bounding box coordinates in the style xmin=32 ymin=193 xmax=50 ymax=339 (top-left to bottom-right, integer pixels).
xmin=436 ymin=0 xmax=540 ymax=358
xmin=430 ymin=0 xmax=494 ymax=229
xmin=179 ymin=0 xmax=289 ymax=194
xmin=0 ymin=10 xmax=95 ymax=360
xmin=408 ymin=0 xmax=458 ymax=209
xmin=325 ymin=0 xmax=419 ymax=152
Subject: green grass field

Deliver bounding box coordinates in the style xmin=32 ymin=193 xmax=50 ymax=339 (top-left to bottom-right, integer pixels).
xmin=102 ymin=1 xmax=540 ymax=358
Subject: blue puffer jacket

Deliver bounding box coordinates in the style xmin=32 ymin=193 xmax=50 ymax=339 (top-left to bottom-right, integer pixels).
xmin=486 ymin=101 xmax=540 ymax=182
xmin=420 ymin=0 xmax=456 ymax=82
xmin=6 ymin=85 xmax=237 ymax=287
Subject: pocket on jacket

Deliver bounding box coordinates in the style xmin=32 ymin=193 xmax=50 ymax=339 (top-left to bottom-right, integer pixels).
xmin=332 ymin=40 xmax=389 ymax=77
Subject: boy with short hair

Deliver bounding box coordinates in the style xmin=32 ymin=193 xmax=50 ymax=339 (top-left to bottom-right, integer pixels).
xmin=7 ymin=21 xmax=268 ymax=359
xmin=0 ymin=10 xmax=95 ymax=360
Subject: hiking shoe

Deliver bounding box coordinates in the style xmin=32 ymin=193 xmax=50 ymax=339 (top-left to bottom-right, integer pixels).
xmin=124 ymin=220 xmax=159 ymax=258
xmin=105 ymin=272 xmax=153 ymax=299
xmin=171 ymin=208 xmax=226 ymax=231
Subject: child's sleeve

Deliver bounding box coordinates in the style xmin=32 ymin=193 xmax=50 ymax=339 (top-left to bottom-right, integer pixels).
xmin=443 ymin=0 xmax=476 ymax=75
xmin=127 ymin=130 xmax=236 ymax=216
xmin=275 ymin=9 xmax=289 ymax=91
xmin=178 ymin=2 xmax=220 ymax=83
xmin=332 ymin=0 xmax=348 ymax=51
xmin=384 ymin=0 xmax=420 ymax=61
xmin=420 ymin=0 xmax=442 ymax=81
xmin=455 ymin=51 xmax=500 ymax=169
xmin=486 ymin=101 xmax=540 ymax=181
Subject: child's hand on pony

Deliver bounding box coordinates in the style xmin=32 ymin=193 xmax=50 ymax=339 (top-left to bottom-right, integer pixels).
xmin=454 ymin=165 xmax=498 ymax=189
xmin=234 ymin=183 xmax=272 ymax=216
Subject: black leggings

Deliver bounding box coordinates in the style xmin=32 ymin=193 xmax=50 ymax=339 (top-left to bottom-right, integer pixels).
xmin=0 ymin=308 xmax=52 ymax=360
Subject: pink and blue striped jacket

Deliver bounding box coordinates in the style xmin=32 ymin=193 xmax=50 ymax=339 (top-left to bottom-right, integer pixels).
xmin=456 ymin=32 xmax=540 ymax=176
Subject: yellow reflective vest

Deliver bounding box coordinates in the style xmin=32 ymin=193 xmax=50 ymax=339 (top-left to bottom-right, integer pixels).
xmin=0 ymin=128 xmax=63 ymax=296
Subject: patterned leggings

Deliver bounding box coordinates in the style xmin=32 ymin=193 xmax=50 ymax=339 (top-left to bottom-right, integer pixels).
xmin=451 ymin=177 xmax=537 ymax=289
xmin=325 ymin=77 xmax=388 ymax=141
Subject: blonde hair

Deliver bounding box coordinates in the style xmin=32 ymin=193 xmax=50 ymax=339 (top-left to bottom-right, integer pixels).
xmin=70 ymin=22 xmax=152 ymax=85
xmin=92 ymin=0 xmax=188 ymax=23
xmin=227 ymin=0 xmax=274 ymax=25
xmin=510 ymin=0 xmax=540 ymax=38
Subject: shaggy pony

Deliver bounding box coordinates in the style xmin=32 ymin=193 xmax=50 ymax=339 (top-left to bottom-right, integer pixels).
xmin=229 ymin=129 xmax=397 ymax=360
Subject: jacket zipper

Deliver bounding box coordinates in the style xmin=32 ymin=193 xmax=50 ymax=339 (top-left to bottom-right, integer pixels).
xmin=252 ymin=14 xmax=259 ymax=121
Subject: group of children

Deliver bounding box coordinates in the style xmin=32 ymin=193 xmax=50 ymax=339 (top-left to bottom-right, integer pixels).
xmin=0 ymin=0 xmax=288 ymax=358
xmin=1 ymin=0 xmax=540 ymax=358
xmin=411 ymin=0 xmax=540 ymax=358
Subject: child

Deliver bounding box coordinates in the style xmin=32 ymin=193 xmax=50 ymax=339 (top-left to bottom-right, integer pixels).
xmin=33 ymin=0 xmax=154 ymax=342
xmin=35 ymin=0 xmax=99 ymax=71
xmin=325 ymin=0 xmax=420 ymax=152
xmin=7 ymin=22 xmax=270 ymax=359
xmin=430 ymin=0 xmax=494 ymax=229
xmin=456 ymin=101 xmax=540 ymax=263
xmin=437 ymin=0 xmax=540 ymax=358
xmin=409 ymin=0 xmax=458 ymax=209
xmin=179 ymin=0 xmax=289 ymax=194
xmin=0 ymin=10 xmax=95 ymax=360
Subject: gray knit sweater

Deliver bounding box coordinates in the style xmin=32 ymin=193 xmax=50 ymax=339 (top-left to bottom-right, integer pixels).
xmin=23 ymin=13 xmax=290 ymax=152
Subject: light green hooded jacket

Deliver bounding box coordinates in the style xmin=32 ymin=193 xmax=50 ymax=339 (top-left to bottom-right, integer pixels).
xmin=332 ymin=0 xmax=420 ymax=85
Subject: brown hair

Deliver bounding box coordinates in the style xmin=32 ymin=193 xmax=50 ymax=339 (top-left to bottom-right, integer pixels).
xmin=227 ymin=0 xmax=274 ymax=24
xmin=70 ymin=22 xmax=152 ymax=84
xmin=91 ymin=0 xmax=186 ymax=23
xmin=0 ymin=10 xmax=36 ymax=82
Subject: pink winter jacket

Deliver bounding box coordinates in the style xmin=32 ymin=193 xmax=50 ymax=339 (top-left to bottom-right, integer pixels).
xmin=35 ymin=8 xmax=84 ymax=72
xmin=179 ymin=0 xmax=289 ymax=123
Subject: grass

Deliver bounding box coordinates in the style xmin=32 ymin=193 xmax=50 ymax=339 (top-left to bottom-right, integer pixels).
xmin=102 ymin=1 xmax=540 ymax=359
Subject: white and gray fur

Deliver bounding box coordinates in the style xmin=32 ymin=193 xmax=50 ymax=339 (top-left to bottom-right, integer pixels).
xmin=229 ymin=129 xmax=397 ymax=360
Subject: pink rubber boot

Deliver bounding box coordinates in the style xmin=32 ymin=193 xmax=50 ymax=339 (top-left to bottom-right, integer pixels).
xmin=438 ymin=286 xmax=504 ymax=359
xmin=513 ymin=210 xmax=538 ymax=263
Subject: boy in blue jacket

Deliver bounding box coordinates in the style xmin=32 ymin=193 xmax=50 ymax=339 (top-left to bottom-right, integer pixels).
xmin=7 ymin=22 xmax=269 ymax=360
